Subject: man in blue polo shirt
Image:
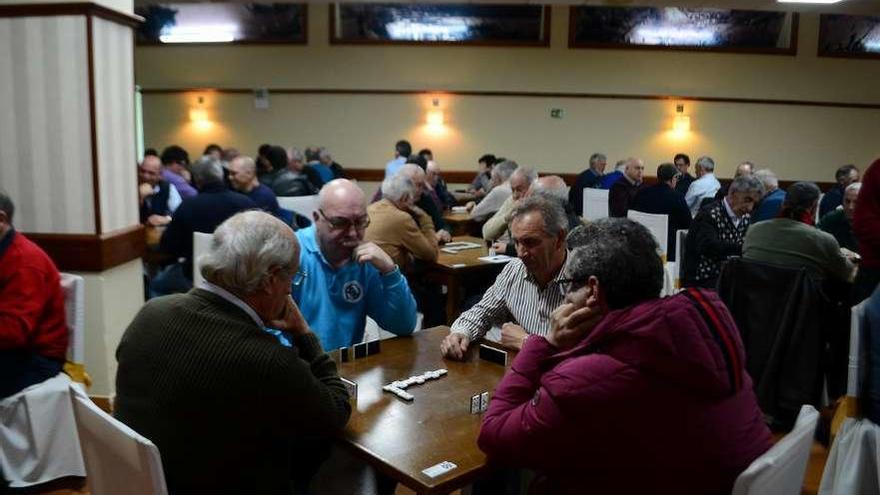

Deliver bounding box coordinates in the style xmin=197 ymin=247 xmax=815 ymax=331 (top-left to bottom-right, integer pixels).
xmin=293 ymin=179 xmax=417 ymax=350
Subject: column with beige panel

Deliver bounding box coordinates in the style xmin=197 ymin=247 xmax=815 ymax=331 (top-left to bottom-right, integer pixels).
xmin=0 ymin=3 xmax=143 ymax=403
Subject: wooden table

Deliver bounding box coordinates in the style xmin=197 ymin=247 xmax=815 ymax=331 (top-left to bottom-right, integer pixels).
xmin=451 ymin=191 xmax=476 ymax=206
xmin=338 ymin=327 xmax=511 ymax=495
xmin=442 ymin=211 xmax=483 ymax=237
xmin=427 ymin=236 xmax=510 ymax=325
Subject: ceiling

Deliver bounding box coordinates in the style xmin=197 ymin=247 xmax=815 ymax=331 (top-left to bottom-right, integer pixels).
xmin=132 ymin=0 xmax=880 ymax=14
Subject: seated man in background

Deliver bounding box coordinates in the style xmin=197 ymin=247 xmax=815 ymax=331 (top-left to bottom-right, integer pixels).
xmin=599 ymin=159 xmax=626 ymax=189
xmin=138 ymin=154 xmax=181 ymax=226
xmin=425 ymin=160 xmax=456 ymax=211
xmin=478 ymin=218 xmax=771 ymax=495
xmin=400 ymin=159 xmax=452 ymax=242
xmin=116 ymin=211 xmax=351 ymax=494
xmin=685 ymin=155 xmax=721 ymax=217
xmin=683 ymin=175 xmax=764 ymax=288
xmin=714 ymin=161 xmax=755 ymax=200
xmin=152 ymin=156 xmax=256 ymax=297
xmin=630 ymin=163 xmax=691 ymax=261
xmin=160 ymin=145 xmax=198 ymax=199
xmin=482 ymin=166 xmax=537 ymax=242
xmin=468 ymin=154 xmax=495 ymax=199
xmin=818 ymin=182 xmax=861 ymax=253
xmin=468 ymin=160 xmax=519 ymax=221
xmin=304 ymin=147 xmax=335 ymax=187
xmin=820 ymin=164 xmax=860 ymax=218
xmin=318 ymin=147 xmax=346 ymax=179
xmin=0 ymin=191 xmax=69 ymax=398
xmin=674 ymin=153 xmax=694 ymax=197
xmin=441 ymin=196 xmax=569 ymax=358
xmin=293 ymin=179 xmax=417 ymax=351
xmin=569 ymin=152 xmax=606 ymax=216
xmin=745 ymin=182 xmax=856 ymax=283
xmin=229 ymin=155 xmax=280 ymax=216
xmin=608 ymin=157 xmax=646 ymax=218
xmin=751 ymin=169 xmax=785 ymax=223
xmin=365 ymin=173 xmax=439 ymax=270
xmin=385 ymin=139 xmax=411 ymax=178
xmin=262 ymin=146 xmax=319 ymax=197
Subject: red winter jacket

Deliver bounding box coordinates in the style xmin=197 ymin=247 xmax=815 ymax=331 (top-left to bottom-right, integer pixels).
xmin=478 ymin=288 xmax=771 ymax=495
xmin=854 ymin=158 xmax=880 ymax=269
xmin=0 ymin=231 xmax=69 ymax=361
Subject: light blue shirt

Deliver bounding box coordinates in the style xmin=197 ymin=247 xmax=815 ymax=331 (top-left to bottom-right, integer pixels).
xmin=385 ymin=157 xmax=407 ymax=178
xmin=685 ymin=173 xmax=721 ymax=217
xmin=292 ymin=226 xmax=418 ymax=351
xmin=153 ymin=182 xmax=182 ymax=214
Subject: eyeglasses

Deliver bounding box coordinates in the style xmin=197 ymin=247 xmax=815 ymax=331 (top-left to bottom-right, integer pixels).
xmin=557 ymin=277 xmax=587 ymax=295
xmin=292 ymin=270 xmax=307 ymax=287
xmin=318 ymin=209 xmax=370 ymax=231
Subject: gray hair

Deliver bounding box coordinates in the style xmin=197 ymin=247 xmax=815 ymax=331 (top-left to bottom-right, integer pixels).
xmin=233 ymin=155 xmax=257 ymax=175
xmin=565 ymin=218 xmax=662 ymax=310
xmin=192 ymin=155 xmax=224 ymax=186
xmin=510 ymin=194 xmax=568 ymax=237
xmin=288 ymin=147 xmax=304 ymax=162
xmin=589 ymin=153 xmax=606 ymax=169
xmin=318 ymin=147 xmax=332 ymax=161
xmin=753 ymin=169 xmax=778 ymax=190
xmin=696 ymin=156 xmax=715 ymax=172
xmin=381 ymin=173 xmax=417 ymax=202
xmin=728 ymin=175 xmax=765 ymax=197
xmin=492 ymin=160 xmax=519 ymax=182
xmin=530 ymin=177 xmax=569 ymax=203
xmin=199 ymin=211 xmax=298 ymax=295
xmin=512 ymin=167 xmax=538 ymax=184
xmin=845 ymin=182 xmax=862 ymax=195
xmin=0 ymin=190 xmax=14 ymax=223
xmin=614 ymin=159 xmax=627 ymax=172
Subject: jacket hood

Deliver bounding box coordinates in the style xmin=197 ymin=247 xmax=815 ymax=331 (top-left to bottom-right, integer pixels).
xmin=567 ymin=288 xmax=746 ymax=398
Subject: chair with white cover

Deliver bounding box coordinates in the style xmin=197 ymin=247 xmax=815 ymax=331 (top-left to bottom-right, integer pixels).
xmin=60 ymin=273 xmax=85 ymax=365
xmin=582 ymin=189 xmax=609 ymax=221
xmin=69 ymin=383 xmax=168 ymax=495
xmin=731 ymin=404 xmax=820 ymax=495
xmin=626 ymin=210 xmax=669 ymax=258
xmin=278 ymin=195 xmax=320 ymax=222
xmin=0 ymin=373 xmax=85 ymax=487
xmin=818 ymin=299 xmax=880 ymax=495
xmin=192 ymin=232 xmax=213 ymax=286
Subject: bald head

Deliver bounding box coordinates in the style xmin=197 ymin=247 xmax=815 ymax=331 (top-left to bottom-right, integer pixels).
xmin=139 ymin=155 xmax=163 ymax=186
xmin=318 ymin=179 xmax=366 ymax=212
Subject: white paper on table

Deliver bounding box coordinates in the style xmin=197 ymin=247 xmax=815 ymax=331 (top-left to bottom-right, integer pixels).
xmin=583 ymin=189 xmax=609 ymax=221
xmin=478 ymin=254 xmax=513 ymax=263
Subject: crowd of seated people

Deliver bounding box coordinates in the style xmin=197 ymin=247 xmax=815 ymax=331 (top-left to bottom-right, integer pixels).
xmin=10 ymin=136 xmax=879 ymax=493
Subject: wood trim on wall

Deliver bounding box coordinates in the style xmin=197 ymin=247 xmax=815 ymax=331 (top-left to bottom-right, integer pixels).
xmin=139 ymin=87 xmax=880 ymax=111
xmin=346 ymin=167 xmax=836 ymax=192
xmin=26 ymin=225 xmax=146 ymax=272
xmin=0 ymin=2 xmax=142 ymax=27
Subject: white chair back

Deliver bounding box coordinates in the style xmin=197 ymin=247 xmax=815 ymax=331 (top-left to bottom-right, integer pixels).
xmin=192 ymin=232 xmax=213 ymax=286
xmin=278 ymin=195 xmax=320 ymax=222
xmin=69 ymin=383 xmax=168 ymax=495
xmin=582 ymin=188 xmax=609 ymax=221
xmin=847 ymin=300 xmax=869 ymax=399
xmin=731 ymin=404 xmax=819 ymax=495
xmin=627 ymin=210 xmax=669 ymax=257
xmin=60 ymin=273 xmax=85 ymax=363
xmin=815 ymin=193 xmax=824 ymax=224
xmin=675 ymin=229 xmax=688 ymax=287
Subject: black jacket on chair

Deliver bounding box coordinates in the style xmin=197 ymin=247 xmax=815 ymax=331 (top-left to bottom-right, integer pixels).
xmin=717 ymin=257 xmax=837 ymax=430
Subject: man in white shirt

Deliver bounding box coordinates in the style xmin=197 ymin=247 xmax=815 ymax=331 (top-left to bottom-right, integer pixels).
xmin=685 ymin=155 xmax=721 ymax=217
xmin=467 ymin=160 xmax=519 ymax=221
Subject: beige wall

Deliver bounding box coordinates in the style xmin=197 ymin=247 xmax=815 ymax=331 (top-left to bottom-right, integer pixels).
xmin=137 ymin=5 xmax=880 ymax=181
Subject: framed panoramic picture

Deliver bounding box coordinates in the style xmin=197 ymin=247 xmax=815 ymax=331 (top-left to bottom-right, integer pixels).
xmin=569 ymin=6 xmax=798 ymax=55
xmin=818 ymin=14 xmax=880 ymax=59
xmin=135 ymin=2 xmax=307 ymax=44
xmin=330 ymin=3 xmax=551 ymax=46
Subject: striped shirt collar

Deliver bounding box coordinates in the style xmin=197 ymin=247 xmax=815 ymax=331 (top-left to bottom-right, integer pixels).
xmin=520 ymin=252 xmax=568 ymax=287
xmin=199 ymin=280 xmax=264 ymax=328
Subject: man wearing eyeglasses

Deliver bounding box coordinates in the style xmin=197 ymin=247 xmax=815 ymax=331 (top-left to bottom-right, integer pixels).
xmin=292 ymin=179 xmax=418 ymax=351
xmin=441 ymin=195 xmax=569 ymax=359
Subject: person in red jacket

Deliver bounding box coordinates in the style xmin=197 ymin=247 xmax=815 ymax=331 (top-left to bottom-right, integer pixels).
xmin=0 ymin=191 xmax=69 ymax=398
xmin=478 ymin=218 xmax=771 ymax=495
xmin=853 ymin=157 xmax=880 ymax=303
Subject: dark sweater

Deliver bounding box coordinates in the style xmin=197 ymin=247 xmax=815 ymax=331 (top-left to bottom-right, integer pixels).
xmin=159 ymin=182 xmax=256 ymax=277
xmin=569 ymin=168 xmax=602 ymax=216
xmin=114 ymin=289 xmax=351 ymax=494
xmin=608 ymin=175 xmax=645 ymax=218
xmin=684 ymin=200 xmax=750 ymax=289
xmin=631 ymin=183 xmax=692 ymax=261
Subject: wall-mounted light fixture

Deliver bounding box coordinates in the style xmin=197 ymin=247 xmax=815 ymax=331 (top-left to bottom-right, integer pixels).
xmin=672 ymin=103 xmax=691 ymax=133
xmin=426 ymin=97 xmax=444 ymax=127
xmin=189 ymin=95 xmax=212 ymax=131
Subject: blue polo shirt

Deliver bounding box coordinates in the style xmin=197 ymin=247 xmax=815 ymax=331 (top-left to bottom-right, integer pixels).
xmin=292 ymin=226 xmax=418 ymax=350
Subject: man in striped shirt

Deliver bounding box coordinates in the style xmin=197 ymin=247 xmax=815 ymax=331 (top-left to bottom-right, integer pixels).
xmin=441 ymin=195 xmax=569 ymax=360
